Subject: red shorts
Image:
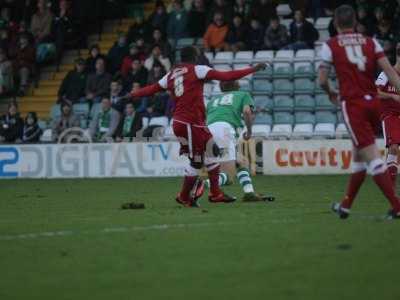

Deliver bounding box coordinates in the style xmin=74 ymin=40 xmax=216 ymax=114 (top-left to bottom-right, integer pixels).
xmin=341 ymin=99 xmax=381 ymax=149
xmin=382 ymin=113 xmax=400 ymax=147
xmin=172 ymin=120 xmax=213 ymax=163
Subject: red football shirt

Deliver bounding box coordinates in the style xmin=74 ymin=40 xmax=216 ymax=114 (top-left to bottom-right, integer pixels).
xmin=375 ymin=70 xmax=400 ymax=116
xmin=158 ymin=63 xmax=212 ymax=125
xmin=321 ymin=31 xmax=385 ymax=103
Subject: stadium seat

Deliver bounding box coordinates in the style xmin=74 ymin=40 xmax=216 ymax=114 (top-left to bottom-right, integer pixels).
xmin=274 ymin=112 xmax=294 ymax=125
xmin=318 ymin=30 xmax=330 ymax=42
xmin=294 ymin=94 xmax=315 ymax=112
xmin=90 ymin=103 xmax=101 ymax=120
xmin=253 ymin=79 xmax=273 ymax=96
xmin=254 ymin=95 xmax=273 ymax=112
xmin=273 ymin=62 xmax=293 ymax=79
xmin=315 ymin=94 xmax=337 ymax=111
xmin=254 ymin=112 xmax=273 ymax=125
xmin=40 ymin=129 xmax=52 ymax=142
xmin=294 ymin=79 xmax=314 ymax=94
xmin=238 ymin=79 xmax=251 ymax=92
xmin=253 ymin=50 xmax=274 ymax=63
xmin=280 ymin=19 xmax=292 ymax=30
xmin=337 ymin=111 xmax=344 ymax=123
xmin=273 ymin=95 xmax=294 ymax=112
xmin=313 ymin=123 xmax=335 ymax=138
xmin=50 ymin=104 xmax=61 ymax=121
xmin=234 ymin=64 xmax=253 ymax=79
xmin=315 ymin=17 xmax=332 ymax=30
xmin=254 ymin=65 xmax=273 ymax=79
xmin=252 ymin=124 xmax=271 ymax=138
xmin=73 ymin=103 xmax=90 ymax=119
xmin=294 ymin=62 xmax=314 ymax=78
xmin=315 ymin=78 xmax=337 ymax=94
xmin=294 ymin=49 xmax=315 ymax=62
xmin=214 ymin=64 xmax=232 ymax=71
xmin=274 ymin=50 xmax=294 ymax=62
xmin=277 ymin=4 xmax=292 ymax=17
xmin=234 ymin=51 xmax=254 ymax=63
xmin=270 ymin=124 xmax=292 ymax=139
xmin=176 ymin=38 xmax=195 ymax=49
xmin=316 ymin=111 xmax=337 ymax=124
xmin=38 ymin=120 xmax=48 ymax=130
xmin=273 ymin=79 xmax=293 ymax=95
xmin=213 ymin=51 xmax=234 ymax=64
xmin=80 ymin=118 xmax=88 ymax=129
xmin=205 ymin=52 xmax=214 ymax=62
xmin=295 ymin=112 xmax=316 ymax=125
xmin=336 ymin=123 xmax=349 ymax=138
xmin=292 ymin=123 xmax=314 ymax=139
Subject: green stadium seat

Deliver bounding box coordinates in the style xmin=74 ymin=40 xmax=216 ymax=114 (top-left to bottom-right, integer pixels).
xmin=80 ymin=118 xmax=88 ymax=129
xmin=254 ymin=66 xmax=273 ymax=79
xmin=294 ymin=62 xmax=314 ymax=78
xmin=253 ymin=79 xmax=273 ymax=96
xmin=337 ymin=111 xmax=344 ymax=123
xmin=295 ymin=112 xmax=316 ymax=124
xmin=273 ymin=112 xmax=294 ymax=125
xmin=315 ymin=94 xmax=337 ymax=111
xmin=254 ymin=95 xmax=273 ymax=112
xmin=273 ymin=79 xmax=293 ymax=95
xmin=316 ymin=111 xmax=337 ymax=124
xmin=50 ymin=104 xmax=61 ymax=121
xmin=239 ymin=79 xmax=251 ymax=92
xmin=254 ymin=112 xmax=273 ymax=125
xmin=273 ymin=62 xmax=293 ymax=79
xmin=294 ymin=79 xmax=314 ymax=94
xmin=273 ymin=95 xmax=294 ymax=112
xmin=315 ymin=78 xmax=337 ymax=93
xmin=294 ymin=95 xmax=315 ymax=112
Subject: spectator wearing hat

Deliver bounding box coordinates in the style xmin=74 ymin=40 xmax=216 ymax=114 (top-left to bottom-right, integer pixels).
xmin=51 ymin=102 xmax=80 ymax=142
xmin=203 ymin=11 xmax=229 ymax=52
xmin=0 ymin=102 xmax=24 ymax=143
xmin=85 ymin=44 xmax=107 ymax=74
xmin=123 ymin=58 xmax=148 ymax=92
xmin=116 ymin=102 xmax=143 ymax=142
xmin=167 ymin=0 xmax=188 ymax=43
xmin=89 ymin=97 xmax=120 ymax=142
xmin=86 ymin=57 xmax=112 ymax=103
xmin=13 ymin=33 xmax=36 ymax=96
xmin=0 ymin=48 xmax=13 ymax=95
xmin=22 ymin=112 xmax=42 ymax=143
xmin=107 ymin=32 xmax=129 ymax=74
xmin=58 ymin=57 xmax=87 ymax=105
xmin=144 ymin=44 xmax=171 ymax=72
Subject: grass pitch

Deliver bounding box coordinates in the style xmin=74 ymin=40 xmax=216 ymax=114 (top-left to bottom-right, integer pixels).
xmin=1 ymin=175 xmax=400 ymax=300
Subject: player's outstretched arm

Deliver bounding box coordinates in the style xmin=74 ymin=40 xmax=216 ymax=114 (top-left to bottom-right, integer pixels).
xmin=205 ymin=63 xmax=269 ymax=81
xmin=130 ymin=83 xmax=163 ymax=99
xmin=378 ymin=57 xmax=400 ymax=101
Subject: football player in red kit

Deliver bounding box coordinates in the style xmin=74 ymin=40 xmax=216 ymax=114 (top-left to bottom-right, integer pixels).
xmin=376 ymin=42 xmax=400 ymax=188
xmin=130 ymin=46 xmax=268 ymax=207
xmin=318 ymin=5 xmax=400 ymax=219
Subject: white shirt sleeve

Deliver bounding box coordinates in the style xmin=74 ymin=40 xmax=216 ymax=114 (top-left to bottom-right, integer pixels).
xmin=158 ymin=73 xmax=169 ymax=89
xmin=372 ymin=38 xmax=384 ymax=54
xmin=194 ymin=65 xmax=213 ymax=79
xmin=320 ymin=43 xmax=333 ymax=63
xmin=376 ymin=71 xmax=388 ymax=87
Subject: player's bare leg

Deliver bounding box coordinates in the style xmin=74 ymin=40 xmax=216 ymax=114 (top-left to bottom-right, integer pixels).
xmin=386 ymin=144 xmax=399 ymax=187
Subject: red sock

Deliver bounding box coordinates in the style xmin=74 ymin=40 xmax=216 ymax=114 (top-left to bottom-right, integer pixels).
xmin=207 ymin=164 xmax=222 ymax=196
xmin=387 ymin=163 xmax=398 ymax=187
xmin=341 ymin=170 xmax=367 ymax=209
xmin=373 ymin=171 xmax=400 ymax=212
xmin=180 ymin=176 xmax=198 ymax=202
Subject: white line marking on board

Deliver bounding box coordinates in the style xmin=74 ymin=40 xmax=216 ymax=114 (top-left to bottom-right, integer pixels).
xmin=0 ymin=219 xmax=299 ymax=241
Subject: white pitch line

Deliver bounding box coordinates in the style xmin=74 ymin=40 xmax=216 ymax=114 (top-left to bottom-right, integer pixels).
xmin=0 ymin=219 xmax=299 ymax=241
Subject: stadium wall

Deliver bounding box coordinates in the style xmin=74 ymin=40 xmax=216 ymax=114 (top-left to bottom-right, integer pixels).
xmin=0 ymin=140 xmax=388 ymax=178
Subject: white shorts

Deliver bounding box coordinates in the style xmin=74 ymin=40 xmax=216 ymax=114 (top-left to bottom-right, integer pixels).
xmin=208 ymin=121 xmax=237 ymax=162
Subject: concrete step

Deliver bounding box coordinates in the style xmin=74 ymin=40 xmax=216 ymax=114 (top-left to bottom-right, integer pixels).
xmin=33 ymin=87 xmax=58 ymax=97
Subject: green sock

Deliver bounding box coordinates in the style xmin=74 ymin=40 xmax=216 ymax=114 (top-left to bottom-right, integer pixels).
xmin=205 ymin=172 xmax=228 ymax=188
xmin=236 ymin=167 xmax=254 ymax=194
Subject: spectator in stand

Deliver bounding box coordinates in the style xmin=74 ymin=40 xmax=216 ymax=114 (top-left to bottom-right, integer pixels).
xmin=115 ymin=102 xmax=142 ymax=142
xmin=249 ymin=0 xmax=278 ymax=27
xmin=374 ymin=19 xmax=395 ymax=62
xmin=127 ymin=16 xmax=148 ymax=44
xmin=166 ymin=0 xmax=188 ymax=43
xmin=107 ymin=32 xmax=129 ymax=74
xmin=147 ymin=60 xmax=166 ymax=84
xmin=264 ymin=16 xmax=289 ymax=50
xmin=0 ymin=102 xmax=23 ymax=143
xmin=123 ymin=58 xmax=148 ymax=91
xmin=0 ymin=48 xmax=14 ymax=95
xmin=208 ymin=0 xmax=233 ymax=24
xmin=203 ymin=12 xmax=229 ymax=52
xmin=356 ymin=5 xmax=374 ymax=36
xmin=143 ymin=93 xmax=168 ymax=121
xmin=147 ymin=0 xmax=168 ymax=32
xmin=246 ymin=18 xmax=265 ymax=51
xmin=286 ymin=9 xmax=319 ymax=50
xmin=148 ymin=28 xmax=171 ymax=59
xmin=187 ymin=0 xmax=206 ymax=38
xmin=58 ymin=57 xmax=87 ymax=105
xmin=131 ymin=82 xmax=148 ymax=114
xmin=233 ymin=0 xmax=250 ymax=19
xmin=110 ymin=78 xmax=129 ymax=113
xmin=225 ymin=14 xmax=247 ymax=52
xmin=121 ymin=43 xmax=143 ymax=77
xmin=86 ymin=57 xmax=112 ymax=103
xmin=375 ymin=0 xmax=397 ymax=20
xmin=0 ymin=28 xmax=9 ymax=53
xmin=51 ymin=102 xmax=79 ymax=142
xmin=22 ymin=112 xmax=42 ymax=143
xmin=144 ymin=44 xmax=171 ymax=72
xmin=8 ymin=21 xmax=35 ymax=55
xmin=89 ymin=97 xmax=120 ymax=142
xmin=13 ymin=33 xmax=36 ymax=96
xmin=85 ymin=44 xmax=107 ymax=74
xmin=134 ymin=36 xmax=148 ymax=62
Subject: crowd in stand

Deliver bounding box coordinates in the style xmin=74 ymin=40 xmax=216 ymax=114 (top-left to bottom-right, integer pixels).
xmin=1 ymin=0 xmax=400 ymax=144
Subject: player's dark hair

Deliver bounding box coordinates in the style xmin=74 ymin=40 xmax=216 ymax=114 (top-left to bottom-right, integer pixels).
xmin=180 ymin=46 xmax=198 ymax=64
xmin=335 ymin=5 xmax=356 ymax=30
xmin=220 ymin=81 xmax=239 ymax=92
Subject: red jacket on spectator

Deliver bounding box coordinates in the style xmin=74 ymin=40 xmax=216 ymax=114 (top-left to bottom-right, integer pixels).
xmin=121 ymin=53 xmax=145 ymax=77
